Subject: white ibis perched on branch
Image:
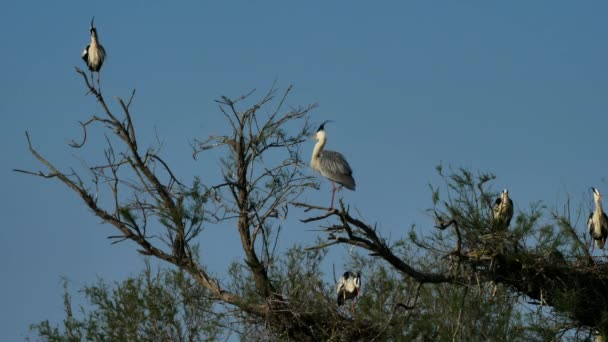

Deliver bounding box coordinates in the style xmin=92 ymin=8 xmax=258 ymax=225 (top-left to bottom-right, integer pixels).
xmin=588 ymin=187 xmax=608 ymax=251
xmin=310 ymin=121 xmax=356 ymax=209
xmin=336 ymin=271 xmax=361 ymax=315
xmin=492 ymin=189 xmax=514 ymax=229
xmin=82 ymin=16 xmax=106 ymax=88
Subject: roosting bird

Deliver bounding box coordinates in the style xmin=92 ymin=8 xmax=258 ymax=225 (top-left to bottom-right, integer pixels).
xmin=492 ymin=189 xmax=514 ymax=229
xmin=310 ymin=121 xmax=355 ymax=209
xmin=82 ymin=16 xmax=106 ymax=88
xmin=336 ymin=271 xmax=361 ymax=315
xmin=588 ymin=187 xmax=608 ymax=251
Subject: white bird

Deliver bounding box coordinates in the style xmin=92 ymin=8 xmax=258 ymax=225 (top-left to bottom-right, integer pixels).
xmin=492 ymin=189 xmax=514 ymax=229
xmin=588 ymin=187 xmax=608 ymax=251
xmin=82 ymin=16 xmax=106 ymax=89
xmin=310 ymin=121 xmax=355 ymax=209
xmin=336 ymin=271 xmax=361 ymax=315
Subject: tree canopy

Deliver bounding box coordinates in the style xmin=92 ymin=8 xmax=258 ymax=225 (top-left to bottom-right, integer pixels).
xmin=19 ymin=70 xmax=606 ymax=341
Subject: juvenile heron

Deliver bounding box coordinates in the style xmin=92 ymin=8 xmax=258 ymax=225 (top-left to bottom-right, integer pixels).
xmin=310 ymin=121 xmax=355 ymax=209
xmin=336 ymin=271 xmax=361 ymax=315
xmin=492 ymin=189 xmax=514 ymax=229
xmin=588 ymin=187 xmax=608 ymax=251
xmin=82 ymin=16 xmax=106 ymax=89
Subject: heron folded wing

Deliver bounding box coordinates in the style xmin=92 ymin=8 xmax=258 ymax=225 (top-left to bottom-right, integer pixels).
xmin=318 ymin=150 xmax=355 ymax=190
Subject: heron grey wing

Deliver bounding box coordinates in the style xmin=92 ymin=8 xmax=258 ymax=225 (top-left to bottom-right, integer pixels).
xmin=319 ymin=150 xmax=353 ymax=175
xmin=602 ymin=212 xmax=608 ymax=236
xmin=318 ymin=150 xmax=356 ymax=190
xmin=506 ymin=199 xmax=514 ymax=223
xmin=99 ymin=44 xmax=106 ymax=59
xmin=588 ymin=212 xmax=594 ymax=236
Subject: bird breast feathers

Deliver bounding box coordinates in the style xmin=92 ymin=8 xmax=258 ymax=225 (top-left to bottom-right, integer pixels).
xmin=589 ymin=211 xmax=608 ymax=235
xmin=337 ymin=279 xmax=357 ymax=294
xmin=344 ymin=281 xmax=358 ymax=293
xmin=84 ymin=44 xmax=106 ymax=69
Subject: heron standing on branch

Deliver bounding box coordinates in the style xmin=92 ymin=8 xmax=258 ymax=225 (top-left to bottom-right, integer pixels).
xmin=310 ymin=121 xmax=355 ymax=209
xmin=492 ymin=189 xmax=514 ymax=229
xmin=336 ymin=271 xmax=361 ymax=315
xmin=82 ymin=16 xmax=106 ymax=89
xmin=588 ymin=187 xmax=608 ymax=252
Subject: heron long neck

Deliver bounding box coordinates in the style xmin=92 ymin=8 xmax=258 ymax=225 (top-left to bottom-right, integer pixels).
xmin=596 ymin=197 xmax=604 ymax=213
xmin=311 ymin=135 xmax=326 ymax=168
xmin=91 ymin=30 xmax=99 ymax=45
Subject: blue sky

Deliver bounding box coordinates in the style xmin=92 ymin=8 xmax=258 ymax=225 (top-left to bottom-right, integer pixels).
xmin=2 ymin=1 xmax=607 ymax=340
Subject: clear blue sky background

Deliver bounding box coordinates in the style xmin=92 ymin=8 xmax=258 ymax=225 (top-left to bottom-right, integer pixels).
xmin=2 ymin=1 xmax=607 ymax=340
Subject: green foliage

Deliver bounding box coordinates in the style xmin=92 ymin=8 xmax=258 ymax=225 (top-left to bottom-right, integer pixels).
xmin=31 ymin=262 xmax=223 ymax=341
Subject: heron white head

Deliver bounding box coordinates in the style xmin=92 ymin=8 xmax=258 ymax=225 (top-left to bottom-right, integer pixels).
xmin=314 ymin=120 xmax=333 ymax=142
xmin=89 ymin=16 xmax=99 ymax=39
xmin=591 ymin=187 xmax=602 ymax=201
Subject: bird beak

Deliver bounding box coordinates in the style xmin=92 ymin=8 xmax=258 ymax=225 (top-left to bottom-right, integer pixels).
xmin=90 ymin=16 xmax=95 ymax=28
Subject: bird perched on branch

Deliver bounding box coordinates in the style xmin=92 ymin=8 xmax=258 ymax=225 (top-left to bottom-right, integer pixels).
xmin=310 ymin=121 xmax=355 ymax=209
xmin=492 ymin=189 xmax=514 ymax=229
xmin=588 ymin=187 xmax=608 ymax=251
xmin=82 ymin=16 xmax=106 ymax=89
xmin=336 ymin=271 xmax=361 ymax=315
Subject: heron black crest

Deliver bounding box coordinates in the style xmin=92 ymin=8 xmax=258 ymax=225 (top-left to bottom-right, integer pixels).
xmin=317 ymin=120 xmax=334 ymax=132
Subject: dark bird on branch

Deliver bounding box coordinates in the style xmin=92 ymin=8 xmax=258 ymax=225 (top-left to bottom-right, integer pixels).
xmin=81 ymin=16 xmax=106 ymax=89
xmin=588 ymin=187 xmax=608 ymax=251
xmin=310 ymin=121 xmax=355 ymax=209
xmin=492 ymin=189 xmax=514 ymax=229
xmin=336 ymin=271 xmax=361 ymax=315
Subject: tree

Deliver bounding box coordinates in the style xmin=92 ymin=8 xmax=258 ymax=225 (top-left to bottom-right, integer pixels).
xmin=31 ymin=262 xmax=223 ymax=341
xmin=19 ymin=68 xmax=605 ymax=340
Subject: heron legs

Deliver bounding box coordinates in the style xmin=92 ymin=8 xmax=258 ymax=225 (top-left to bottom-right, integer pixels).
xmin=329 ymin=181 xmax=344 ymax=209
xmin=89 ymin=71 xmax=102 ymax=92
xmin=352 ymin=290 xmax=361 ymax=316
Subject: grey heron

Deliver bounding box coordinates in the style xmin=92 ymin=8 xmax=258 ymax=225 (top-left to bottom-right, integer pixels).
xmin=336 ymin=271 xmax=361 ymax=315
xmin=492 ymin=189 xmax=514 ymax=229
xmin=588 ymin=187 xmax=608 ymax=251
xmin=310 ymin=121 xmax=355 ymax=209
xmin=82 ymin=17 xmax=106 ymax=89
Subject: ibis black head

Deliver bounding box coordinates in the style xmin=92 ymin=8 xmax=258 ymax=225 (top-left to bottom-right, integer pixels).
xmin=317 ymin=120 xmax=334 ymax=132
